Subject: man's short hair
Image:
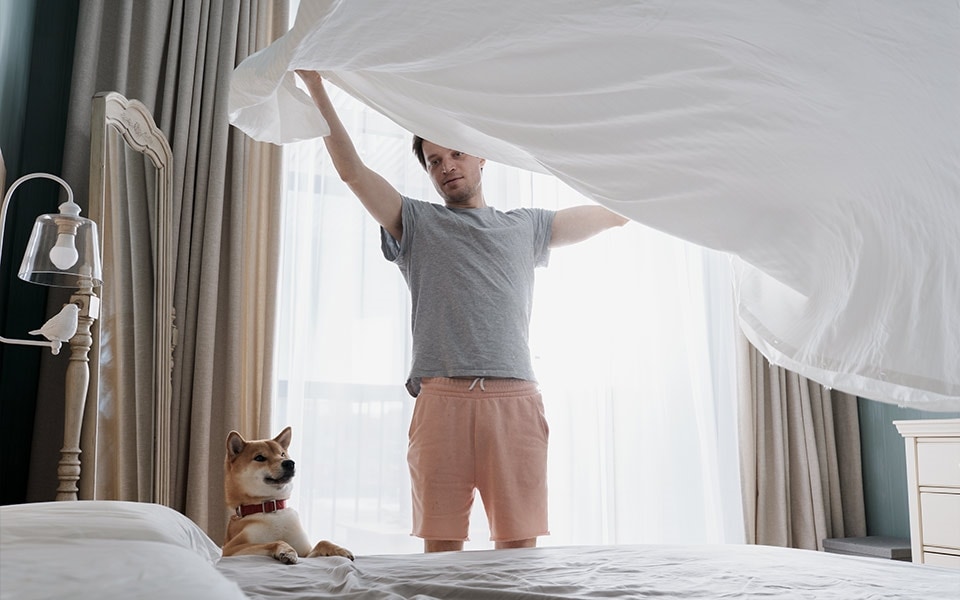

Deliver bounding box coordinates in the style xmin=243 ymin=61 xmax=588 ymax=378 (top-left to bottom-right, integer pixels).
xmin=412 ymin=135 xmax=426 ymax=170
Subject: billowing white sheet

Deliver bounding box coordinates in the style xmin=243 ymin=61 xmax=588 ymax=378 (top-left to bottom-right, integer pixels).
xmin=229 ymin=1 xmax=960 ymax=410
xmin=218 ymin=544 xmax=960 ymax=599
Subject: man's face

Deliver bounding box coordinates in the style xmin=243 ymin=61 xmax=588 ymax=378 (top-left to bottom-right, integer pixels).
xmin=421 ymin=140 xmax=486 ymax=207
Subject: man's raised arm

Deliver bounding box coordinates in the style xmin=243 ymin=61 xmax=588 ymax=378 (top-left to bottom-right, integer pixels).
xmin=295 ymin=70 xmax=404 ymax=241
xmin=550 ymin=205 xmax=630 ymax=248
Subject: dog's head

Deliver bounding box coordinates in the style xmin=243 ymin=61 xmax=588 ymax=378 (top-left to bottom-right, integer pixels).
xmin=224 ymin=426 xmax=296 ymax=506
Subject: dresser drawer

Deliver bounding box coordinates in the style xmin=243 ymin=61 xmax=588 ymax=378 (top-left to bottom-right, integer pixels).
xmin=917 ymin=440 xmax=960 ymax=487
xmin=920 ymin=492 xmax=960 ymax=549
xmin=922 ymin=551 xmax=960 ymax=569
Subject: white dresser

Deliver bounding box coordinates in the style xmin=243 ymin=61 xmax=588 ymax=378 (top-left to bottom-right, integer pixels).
xmin=894 ymin=418 xmax=960 ymax=568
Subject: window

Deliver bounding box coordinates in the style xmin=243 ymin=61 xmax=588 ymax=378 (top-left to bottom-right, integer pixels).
xmin=273 ymin=82 xmax=744 ymax=555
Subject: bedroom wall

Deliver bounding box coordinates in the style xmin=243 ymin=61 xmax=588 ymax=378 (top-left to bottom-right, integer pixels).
xmin=857 ymin=397 xmax=960 ymax=538
xmin=0 ymin=0 xmax=78 ymax=504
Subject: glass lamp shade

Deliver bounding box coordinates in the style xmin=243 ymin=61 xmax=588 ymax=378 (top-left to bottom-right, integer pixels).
xmin=19 ymin=212 xmax=103 ymax=287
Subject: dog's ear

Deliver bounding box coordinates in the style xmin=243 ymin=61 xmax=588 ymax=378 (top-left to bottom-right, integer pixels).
xmin=226 ymin=431 xmax=246 ymax=458
xmin=274 ymin=426 xmax=292 ymax=450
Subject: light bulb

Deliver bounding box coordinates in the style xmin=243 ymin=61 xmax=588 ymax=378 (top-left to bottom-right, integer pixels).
xmin=49 ymin=233 xmax=79 ymax=270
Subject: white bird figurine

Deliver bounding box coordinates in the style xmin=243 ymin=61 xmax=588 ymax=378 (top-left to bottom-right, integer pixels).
xmin=30 ymin=303 xmax=80 ymax=344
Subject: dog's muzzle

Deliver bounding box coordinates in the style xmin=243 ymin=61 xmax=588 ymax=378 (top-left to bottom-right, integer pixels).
xmin=265 ymin=460 xmax=296 ymax=485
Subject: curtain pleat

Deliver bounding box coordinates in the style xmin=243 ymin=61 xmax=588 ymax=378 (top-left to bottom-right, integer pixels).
xmin=42 ymin=0 xmax=286 ymax=542
xmin=738 ymin=331 xmax=866 ymax=550
xmin=237 ymin=140 xmax=282 ymax=436
xmin=243 ymin=0 xmax=286 ymax=441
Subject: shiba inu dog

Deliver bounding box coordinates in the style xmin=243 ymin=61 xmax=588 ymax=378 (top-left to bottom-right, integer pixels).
xmin=222 ymin=426 xmax=353 ymax=564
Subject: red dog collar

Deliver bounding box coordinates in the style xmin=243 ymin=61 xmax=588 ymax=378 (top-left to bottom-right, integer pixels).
xmin=235 ymin=499 xmax=286 ymax=518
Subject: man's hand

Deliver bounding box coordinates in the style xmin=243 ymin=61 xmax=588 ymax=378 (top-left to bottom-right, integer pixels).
xmin=295 ymin=69 xmax=323 ymax=85
xmin=295 ymin=69 xmax=405 ymax=241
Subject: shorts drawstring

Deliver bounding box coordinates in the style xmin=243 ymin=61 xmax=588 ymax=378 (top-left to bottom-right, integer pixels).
xmin=468 ymin=377 xmax=486 ymax=392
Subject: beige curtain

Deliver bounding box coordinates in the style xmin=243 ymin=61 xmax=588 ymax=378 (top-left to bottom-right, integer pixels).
xmin=164 ymin=0 xmax=286 ymax=544
xmin=37 ymin=0 xmax=287 ymax=542
xmin=737 ymin=331 xmax=866 ymax=549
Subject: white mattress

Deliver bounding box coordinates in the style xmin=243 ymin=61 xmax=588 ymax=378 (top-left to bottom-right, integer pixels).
xmin=217 ymin=544 xmax=960 ymax=600
xmin=3 ymin=501 xmax=957 ymax=599
xmin=229 ymin=0 xmax=960 ymax=410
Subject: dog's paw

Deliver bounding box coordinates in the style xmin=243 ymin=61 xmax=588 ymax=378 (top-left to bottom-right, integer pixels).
xmin=275 ymin=544 xmax=299 ymax=564
xmin=308 ymin=540 xmax=354 ymax=561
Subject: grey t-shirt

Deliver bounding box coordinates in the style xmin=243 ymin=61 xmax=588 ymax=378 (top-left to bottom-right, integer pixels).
xmin=381 ymin=196 xmax=555 ymax=396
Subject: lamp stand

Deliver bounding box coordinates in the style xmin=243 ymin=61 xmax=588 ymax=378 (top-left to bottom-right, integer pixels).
xmin=56 ymin=279 xmax=100 ymax=501
xmin=1 ymin=171 xmax=103 ymax=501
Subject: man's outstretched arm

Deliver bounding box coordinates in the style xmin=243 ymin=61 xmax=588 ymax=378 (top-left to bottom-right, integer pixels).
xmin=296 ymin=70 xmax=404 ymax=241
xmin=550 ymin=205 xmax=630 ymax=248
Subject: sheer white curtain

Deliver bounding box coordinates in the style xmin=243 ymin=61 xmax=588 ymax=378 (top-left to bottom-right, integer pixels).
xmin=273 ymin=84 xmax=744 ymax=555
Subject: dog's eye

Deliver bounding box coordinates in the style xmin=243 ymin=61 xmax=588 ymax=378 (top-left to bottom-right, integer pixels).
xmin=254 ymin=455 xmax=266 ymax=462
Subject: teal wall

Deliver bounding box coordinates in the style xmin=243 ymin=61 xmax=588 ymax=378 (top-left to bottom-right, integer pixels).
xmin=0 ymin=0 xmax=78 ymax=504
xmin=858 ymin=397 xmax=960 ymax=538
xmin=0 ymin=0 xmax=36 ymax=176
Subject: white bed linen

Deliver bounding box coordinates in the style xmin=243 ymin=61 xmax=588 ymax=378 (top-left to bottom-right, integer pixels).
xmin=0 ymin=501 xmax=245 ymax=600
xmin=217 ymin=544 xmax=960 ymax=600
xmin=3 ymin=502 xmax=957 ymax=599
xmin=229 ymin=0 xmax=960 ymax=411
xmin=0 ymin=499 xmax=222 ymax=563
xmin=2 ymin=539 xmax=246 ymax=600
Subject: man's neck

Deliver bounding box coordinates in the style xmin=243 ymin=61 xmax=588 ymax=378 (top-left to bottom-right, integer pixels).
xmin=444 ymin=195 xmax=486 ymax=209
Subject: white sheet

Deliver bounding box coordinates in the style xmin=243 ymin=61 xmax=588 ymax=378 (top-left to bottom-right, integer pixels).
xmin=229 ymin=1 xmax=960 ymax=410
xmin=0 ymin=502 xmax=246 ymax=600
xmin=218 ymin=543 xmax=960 ymax=599
xmin=1 ymin=539 xmax=247 ymax=600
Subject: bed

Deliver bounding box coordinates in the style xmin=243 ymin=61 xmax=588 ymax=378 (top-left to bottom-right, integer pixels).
xmin=2 ymin=501 xmax=957 ymax=599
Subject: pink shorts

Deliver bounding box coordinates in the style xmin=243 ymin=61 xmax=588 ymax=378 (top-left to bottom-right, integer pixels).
xmin=407 ymin=377 xmax=550 ymax=542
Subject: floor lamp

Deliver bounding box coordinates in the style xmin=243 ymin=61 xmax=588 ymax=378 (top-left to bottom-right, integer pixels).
xmin=0 ymin=172 xmax=102 ymax=500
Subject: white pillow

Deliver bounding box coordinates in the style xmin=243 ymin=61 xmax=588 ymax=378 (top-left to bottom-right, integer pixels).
xmin=1 ymin=539 xmax=247 ymax=600
xmin=0 ymin=500 xmax=222 ymax=564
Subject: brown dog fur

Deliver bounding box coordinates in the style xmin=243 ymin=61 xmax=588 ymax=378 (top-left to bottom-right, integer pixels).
xmin=222 ymin=426 xmax=353 ymax=564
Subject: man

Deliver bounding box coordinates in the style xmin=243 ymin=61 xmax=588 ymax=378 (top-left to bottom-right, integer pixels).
xmin=296 ymin=70 xmax=628 ymax=553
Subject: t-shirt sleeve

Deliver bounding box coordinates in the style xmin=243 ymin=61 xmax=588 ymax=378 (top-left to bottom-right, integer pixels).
xmin=380 ymin=195 xmax=418 ymax=264
xmin=380 ymin=226 xmax=400 ymax=262
xmin=531 ymin=207 xmax=555 ymax=268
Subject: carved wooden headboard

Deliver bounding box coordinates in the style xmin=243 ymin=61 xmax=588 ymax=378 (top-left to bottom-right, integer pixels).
xmin=79 ymin=91 xmax=175 ymax=505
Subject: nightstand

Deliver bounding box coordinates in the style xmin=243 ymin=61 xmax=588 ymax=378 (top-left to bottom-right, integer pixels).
xmin=894 ymin=418 xmax=960 ymax=568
